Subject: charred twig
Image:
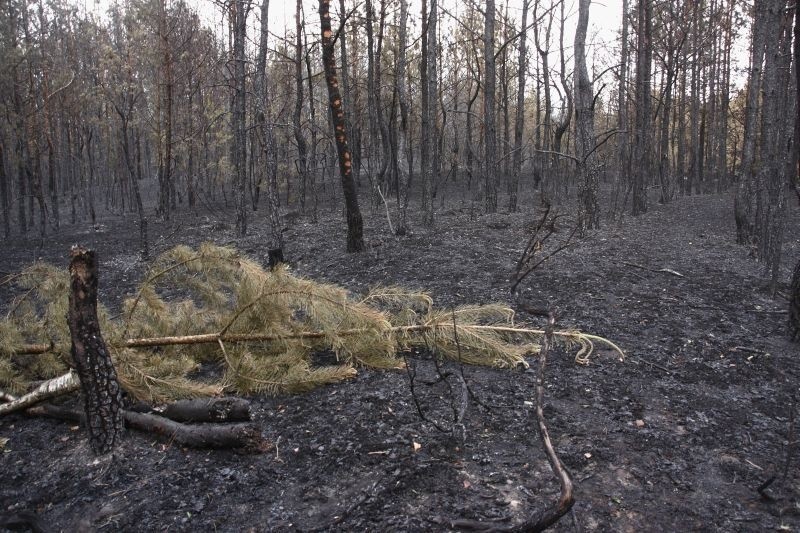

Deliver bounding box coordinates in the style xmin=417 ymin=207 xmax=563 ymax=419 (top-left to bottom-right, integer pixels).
xmin=758 ymin=392 xmax=797 ymax=500
xmin=511 ymin=205 xmax=579 ymax=294
xmin=513 ymin=310 xmax=575 ymax=531
xmin=451 ymin=311 xmax=469 ymax=441
xmin=618 ymin=261 xmax=685 ymax=278
xmin=435 ymin=311 xmax=575 ymax=532
xmin=376 ymin=186 xmax=396 ymax=237
xmin=403 ymin=344 xmax=459 ymax=434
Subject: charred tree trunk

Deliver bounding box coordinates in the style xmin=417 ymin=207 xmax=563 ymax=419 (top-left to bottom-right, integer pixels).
xmin=394 ymin=0 xmax=412 ymax=234
xmin=483 ymin=0 xmax=498 ymax=213
xmin=631 ymin=0 xmax=652 ymax=216
xmin=508 ymin=0 xmax=529 ymax=213
xmin=574 ymin=0 xmax=598 ymax=230
xmin=294 ymin=0 xmax=310 ymax=212
xmin=67 ymin=247 xmax=124 ymax=454
xmin=616 ymin=0 xmax=630 ymax=210
xmin=733 ymin=0 xmax=774 ymax=244
xmin=320 ymin=0 xmax=365 ymax=252
xmin=0 ymin=140 xmax=9 ymax=238
xmin=232 ymin=0 xmax=249 ymax=237
xmin=790 ymin=259 xmax=800 ymax=342
xmin=755 ymin=0 xmax=792 ymax=292
xmin=255 ymin=0 xmax=283 ymax=257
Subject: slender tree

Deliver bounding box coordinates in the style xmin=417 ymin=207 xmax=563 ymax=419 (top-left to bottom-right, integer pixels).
xmin=631 ymin=0 xmax=653 ymax=216
xmin=509 ymin=0 xmax=529 ymax=213
xmin=232 ymin=0 xmax=249 ymax=236
xmin=319 ymin=0 xmax=365 ymax=252
xmin=484 ymin=0 xmax=498 ymax=213
xmin=574 ymin=0 xmax=598 ymax=230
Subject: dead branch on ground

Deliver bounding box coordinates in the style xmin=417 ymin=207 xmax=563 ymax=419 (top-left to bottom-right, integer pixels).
xmin=516 ymin=310 xmax=575 ymax=531
xmin=160 ymin=397 xmax=251 ymax=423
xmin=758 ymin=392 xmax=797 ymax=500
xmin=122 ymin=410 xmax=267 ymax=451
xmin=15 ymin=399 xmax=266 ymax=451
xmin=431 ymin=310 xmax=575 ymax=532
xmin=0 ymin=371 xmax=80 ymax=415
xmin=618 ymin=261 xmax=685 ymax=278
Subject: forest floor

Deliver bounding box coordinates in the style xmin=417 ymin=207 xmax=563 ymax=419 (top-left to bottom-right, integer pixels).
xmin=1 ymin=188 xmax=799 ymax=532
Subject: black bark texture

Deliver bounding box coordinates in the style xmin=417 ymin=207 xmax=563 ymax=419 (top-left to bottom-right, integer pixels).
xmin=791 ymin=258 xmax=800 ymax=342
xmin=67 ymin=246 xmax=124 ymax=454
xmin=319 ymin=0 xmax=365 ymax=253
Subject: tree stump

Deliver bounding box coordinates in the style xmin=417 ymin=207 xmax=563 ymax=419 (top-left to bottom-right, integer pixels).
xmin=790 ymin=258 xmax=800 ymax=342
xmin=68 ymin=247 xmax=124 ymax=454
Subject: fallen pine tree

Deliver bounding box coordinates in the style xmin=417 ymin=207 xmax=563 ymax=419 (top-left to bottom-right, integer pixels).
xmin=0 ymin=243 xmax=623 ymax=404
xmin=0 ymin=243 xmax=622 ymax=530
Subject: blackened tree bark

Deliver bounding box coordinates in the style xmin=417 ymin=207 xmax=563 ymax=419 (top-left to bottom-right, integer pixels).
xmin=483 ymin=0 xmax=498 ymax=213
xmin=551 ymin=1 xmax=573 ymax=202
xmin=254 ymin=0 xmax=283 ymax=258
xmin=0 ymin=140 xmax=9 ymax=238
xmin=574 ymin=0 xmax=598 ymax=230
xmin=232 ymin=0 xmax=249 ymax=237
xmin=631 ymin=0 xmax=652 ymax=216
xmin=294 ymin=0 xmax=310 ymax=212
xmin=508 ymin=0 xmax=529 ymax=213
xmin=795 ymin=0 xmax=800 ymax=204
xmin=319 ymin=0 xmax=365 ymax=252
xmin=791 ymin=259 xmax=800 ymax=342
xmin=394 ymin=0 xmax=412 ymax=234
xmin=755 ymin=0 xmax=792 ymax=292
xmin=420 ymin=0 xmax=437 ymax=225
xmin=616 ymin=0 xmax=630 ymax=208
xmin=533 ymin=2 xmax=554 ymax=201
xmin=68 ymin=247 xmax=124 ymax=454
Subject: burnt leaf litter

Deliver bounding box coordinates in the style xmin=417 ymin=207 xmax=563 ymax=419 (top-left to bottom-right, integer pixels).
xmin=1 ymin=192 xmax=799 ymax=531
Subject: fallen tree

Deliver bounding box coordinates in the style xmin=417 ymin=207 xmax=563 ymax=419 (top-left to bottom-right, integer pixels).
xmin=0 ymin=243 xmax=623 ymax=404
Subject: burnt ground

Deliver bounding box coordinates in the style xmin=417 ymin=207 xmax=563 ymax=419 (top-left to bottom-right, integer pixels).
xmin=1 ymin=189 xmax=799 ymax=532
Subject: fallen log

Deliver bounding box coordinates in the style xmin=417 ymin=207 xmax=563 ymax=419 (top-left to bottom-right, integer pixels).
xmin=160 ymin=397 xmax=251 ymax=423
xmin=19 ymin=402 xmax=267 ymax=452
xmin=122 ymin=411 xmax=267 ymax=451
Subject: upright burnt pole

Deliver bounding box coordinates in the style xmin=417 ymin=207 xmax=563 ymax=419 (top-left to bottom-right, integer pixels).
xmin=319 ymin=0 xmax=365 ymax=252
xmin=68 ymin=247 xmax=124 ymax=454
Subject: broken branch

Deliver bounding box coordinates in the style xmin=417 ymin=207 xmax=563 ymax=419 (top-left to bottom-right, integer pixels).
xmin=0 ymin=371 xmax=80 ymax=416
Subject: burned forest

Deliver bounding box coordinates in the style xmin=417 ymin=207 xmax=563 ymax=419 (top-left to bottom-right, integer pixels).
xmin=1 ymin=0 xmax=800 ymax=531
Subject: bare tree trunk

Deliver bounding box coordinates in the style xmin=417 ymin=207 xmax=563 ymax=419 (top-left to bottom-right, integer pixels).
xmin=232 ymin=0 xmax=249 ymax=237
xmin=551 ymin=1 xmax=573 ymax=203
xmin=735 ymin=0 xmax=767 ymax=244
xmin=0 ymin=140 xmax=9 ymax=238
xmin=68 ymin=247 xmax=124 ymax=454
xmin=320 ymin=0 xmax=365 ymax=252
xmin=509 ymin=0 xmax=529 ymax=213
xmin=631 ymin=0 xmax=652 ymax=216
xmin=483 ymin=0 xmax=498 ymax=213
xmin=420 ymin=0 xmax=437 ymax=225
xmin=294 ymin=0 xmax=310 ymax=213
xmin=616 ymin=0 xmax=630 ymax=211
xmin=255 ymin=0 xmax=283 ymax=256
xmin=394 ymin=0 xmax=412 ymax=234
xmin=791 ymin=259 xmax=800 ymax=342
xmin=574 ymin=0 xmax=598 ymax=230
xmin=755 ymin=0 xmax=792 ymax=292
xmin=688 ymin=2 xmax=701 ymax=197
